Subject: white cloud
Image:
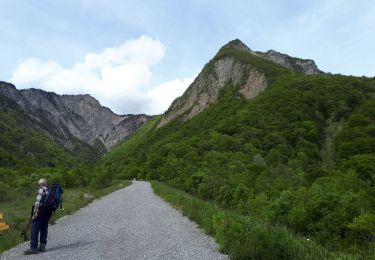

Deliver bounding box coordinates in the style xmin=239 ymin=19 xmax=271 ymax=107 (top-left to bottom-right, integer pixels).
xmin=145 ymin=76 xmax=195 ymax=115
xmin=9 ymin=35 xmax=192 ymax=115
xmin=11 ymin=58 xmax=62 ymax=85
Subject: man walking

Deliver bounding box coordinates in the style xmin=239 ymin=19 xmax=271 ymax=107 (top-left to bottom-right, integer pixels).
xmin=24 ymin=178 xmax=52 ymax=255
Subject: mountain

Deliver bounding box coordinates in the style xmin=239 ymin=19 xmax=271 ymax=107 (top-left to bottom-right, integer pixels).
xmin=100 ymin=39 xmax=375 ymax=255
xmin=158 ymin=39 xmax=322 ymax=127
xmin=0 ymin=92 xmax=82 ymax=167
xmin=0 ymin=82 xmax=152 ymax=152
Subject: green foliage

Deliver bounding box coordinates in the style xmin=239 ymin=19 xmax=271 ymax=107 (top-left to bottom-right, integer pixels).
xmin=348 ymin=213 xmax=375 ymax=243
xmin=152 ymin=181 xmax=360 ymax=259
xmin=98 ymin=65 xmax=375 ymax=257
xmin=0 ymin=93 xmax=104 ymax=169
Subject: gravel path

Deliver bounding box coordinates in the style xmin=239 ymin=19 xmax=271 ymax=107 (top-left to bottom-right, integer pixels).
xmin=1 ymin=181 xmax=227 ymax=260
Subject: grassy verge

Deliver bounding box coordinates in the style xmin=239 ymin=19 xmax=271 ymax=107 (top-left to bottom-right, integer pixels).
xmin=0 ymin=179 xmax=131 ymax=253
xmin=151 ymin=181 xmax=361 ymax=260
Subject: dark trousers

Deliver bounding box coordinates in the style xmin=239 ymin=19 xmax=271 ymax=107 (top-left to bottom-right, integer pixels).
xmin=30 ymin=211 xmax=52 ymax=250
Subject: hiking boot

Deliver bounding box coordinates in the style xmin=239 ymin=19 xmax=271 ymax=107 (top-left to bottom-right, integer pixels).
xmin=38 ymin=244 xmax=46 ymax=252
xmin=24 ymin=248 xmax=38 ymax=255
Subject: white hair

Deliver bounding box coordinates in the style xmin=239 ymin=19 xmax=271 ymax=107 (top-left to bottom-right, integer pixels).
xmin=38 ymin=178 xmax=47 ymax=186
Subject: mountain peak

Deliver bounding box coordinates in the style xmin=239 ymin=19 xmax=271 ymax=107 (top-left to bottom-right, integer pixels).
xmin=157 ymin=39 xmax=324 ymax=128
xmin=221 ymin=40 xmax=322 ymax=75
xmin=224 ymin=39 xmax=252 ymax=52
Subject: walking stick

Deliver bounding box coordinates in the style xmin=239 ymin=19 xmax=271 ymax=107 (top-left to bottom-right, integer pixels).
xmin=20 ymin=205 xmax=34 ymax=241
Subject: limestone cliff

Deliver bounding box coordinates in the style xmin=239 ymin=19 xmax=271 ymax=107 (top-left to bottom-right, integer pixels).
xmin=158 ymin=56 xmax=267 ymax=127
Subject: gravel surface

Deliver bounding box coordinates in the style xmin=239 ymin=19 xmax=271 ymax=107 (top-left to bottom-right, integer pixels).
xmin=1 ymin=181 xmax=227 ymax=260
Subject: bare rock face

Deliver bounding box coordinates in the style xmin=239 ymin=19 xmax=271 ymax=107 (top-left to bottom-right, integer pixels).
xmin=256 ymin=50 xmax=322 ymax=75
xmin=0 ymin=82 xmax=152 ymax=151
xmin=239 ymin=70 xmax=267 ymax=99
xmin=158 ymin=57 xmax=267 ymax=128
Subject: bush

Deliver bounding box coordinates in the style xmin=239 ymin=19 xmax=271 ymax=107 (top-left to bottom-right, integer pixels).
xmin=151 ymin=181 xmax=360 ymax=259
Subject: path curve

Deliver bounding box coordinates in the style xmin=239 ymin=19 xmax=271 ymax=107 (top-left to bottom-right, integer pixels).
xmin=1 ymin=181 xmax=227 ymax=260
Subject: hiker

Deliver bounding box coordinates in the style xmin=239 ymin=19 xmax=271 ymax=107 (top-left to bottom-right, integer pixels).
xmin=24 ymin=178 xmax=52 ymax=255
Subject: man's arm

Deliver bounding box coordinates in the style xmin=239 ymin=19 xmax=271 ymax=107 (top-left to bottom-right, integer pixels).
xmin=34 ymin=187 xmax=44 ymax=213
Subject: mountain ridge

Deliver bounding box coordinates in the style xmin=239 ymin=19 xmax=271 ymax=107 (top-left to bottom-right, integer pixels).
xmin=158 ymin=39 xmax=321 ymax=127
xmin=0 ymin=81 xmax=152 ymax=152
xmin=225 ymin=39 xmax=322 ymax=75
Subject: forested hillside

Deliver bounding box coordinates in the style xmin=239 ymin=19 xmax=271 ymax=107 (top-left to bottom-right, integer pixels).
xmin=0 ymin=94 xmax=79 ymax=168
xmin=98 ymin=43 xmax=375 ymax=256
xmin=0 ymin=92 xmax=100 ymax=203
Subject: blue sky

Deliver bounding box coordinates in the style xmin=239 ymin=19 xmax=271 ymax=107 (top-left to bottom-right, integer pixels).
xmin=0 ymin=0 xmax=374 ymax=114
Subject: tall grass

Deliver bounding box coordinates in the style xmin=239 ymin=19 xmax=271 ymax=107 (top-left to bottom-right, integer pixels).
xmin=151 ymin=181 xmax=361 ymax=260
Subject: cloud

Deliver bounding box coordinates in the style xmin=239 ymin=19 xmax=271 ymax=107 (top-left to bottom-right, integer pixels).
xmin=11 ymin=58 xmax=62 ymax=85
xmin=9 ymin=35 xmax=193 ymax=115
xmin=146 ymin=76 xmax=195 ymax=115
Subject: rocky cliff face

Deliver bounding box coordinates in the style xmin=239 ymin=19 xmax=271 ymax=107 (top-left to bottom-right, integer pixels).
xmin=158 ymin=39 xmax=322 ymax=128
xmin=0 ymin=82 xmax=152 ymax=151
xmin=158 ymin=56 xmax=267 ymax=127
xmin=255 ymin=49 xmax=322 ymax=75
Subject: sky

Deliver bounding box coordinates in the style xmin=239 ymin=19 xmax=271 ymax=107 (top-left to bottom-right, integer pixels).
xmin=0 ymin=0 xmax=374 ymax=115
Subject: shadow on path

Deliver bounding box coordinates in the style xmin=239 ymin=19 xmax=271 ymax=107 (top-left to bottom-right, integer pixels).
xmin=48 ymin=240 xmax=95 ymax=252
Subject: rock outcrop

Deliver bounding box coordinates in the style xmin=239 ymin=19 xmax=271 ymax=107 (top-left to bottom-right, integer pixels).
xmin=256 ymin=49 xmax=322 ymax=75
xmin=225 ymin=39 xmax=322 ymax=75
xmin=0 ymin=82 xmax=152 ymax=151
xmin=158 ymin=56 xmax=267 ymax=128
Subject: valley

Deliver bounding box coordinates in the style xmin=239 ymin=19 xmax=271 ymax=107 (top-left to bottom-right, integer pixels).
xmin=1 ymin=40 xmax=374 ymax=259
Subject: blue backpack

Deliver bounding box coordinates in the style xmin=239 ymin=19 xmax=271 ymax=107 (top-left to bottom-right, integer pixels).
xmin=43 ymin=183 xmax=64 ymax=212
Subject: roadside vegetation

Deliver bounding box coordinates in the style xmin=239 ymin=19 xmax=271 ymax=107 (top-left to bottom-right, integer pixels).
xmin=152 ymin=181 xmax=363 ymax=259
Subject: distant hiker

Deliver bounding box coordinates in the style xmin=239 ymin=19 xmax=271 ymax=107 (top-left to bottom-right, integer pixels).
xmin=24 ymin=178 xmax=51 ymax=255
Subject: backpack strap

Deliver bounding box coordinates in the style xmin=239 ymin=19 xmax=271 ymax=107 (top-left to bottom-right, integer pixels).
xmin=60 ymin=194 xmax=63 ymax=210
